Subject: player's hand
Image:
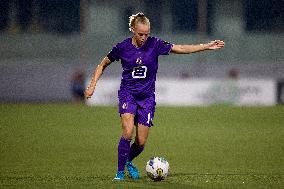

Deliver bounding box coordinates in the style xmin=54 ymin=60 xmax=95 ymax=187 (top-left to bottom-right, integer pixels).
xmin=207 ymin=40 xmax=225 ymax=50
xmin=84 ymin=87 xmax=95 ymax=99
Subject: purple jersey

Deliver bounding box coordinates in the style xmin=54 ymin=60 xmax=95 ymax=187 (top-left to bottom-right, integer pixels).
xmin=107 ymin=37 xmax=172 ymax=96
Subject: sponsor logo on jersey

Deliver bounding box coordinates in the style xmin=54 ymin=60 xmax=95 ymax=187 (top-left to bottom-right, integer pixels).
xmin=136 ymin=57 xmax=143 ymax=65
xmin=122 ymin=102 xmax=128 ymax=110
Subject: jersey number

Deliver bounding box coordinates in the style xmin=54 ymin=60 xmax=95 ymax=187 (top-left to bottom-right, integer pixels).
xmin=132 ymin=66 xmax=147 ymax=79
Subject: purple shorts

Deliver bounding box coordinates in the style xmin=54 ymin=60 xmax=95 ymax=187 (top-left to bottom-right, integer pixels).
xmin=118 ymin=90 xmax=156 ymax=127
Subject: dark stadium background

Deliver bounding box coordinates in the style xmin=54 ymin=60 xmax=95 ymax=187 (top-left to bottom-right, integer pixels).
xmin=0 ymin=0 xmax=283 ymax=103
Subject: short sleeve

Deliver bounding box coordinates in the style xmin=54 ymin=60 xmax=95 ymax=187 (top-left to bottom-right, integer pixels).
xmin=107 ymin=45 xmax=120 ymax=62
xmin=156 ymin=38 xmax=173 ymax=56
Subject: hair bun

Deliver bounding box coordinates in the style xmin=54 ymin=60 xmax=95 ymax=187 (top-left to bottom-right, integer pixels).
xmin=128 ymin=12 xmax=150 ymax=31
xmin=136 ymin=12 xmax=145 ymax=17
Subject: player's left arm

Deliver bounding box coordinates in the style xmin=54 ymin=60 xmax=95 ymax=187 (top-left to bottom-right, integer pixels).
xmin=171 ymin=40 xmax=225 ymax=54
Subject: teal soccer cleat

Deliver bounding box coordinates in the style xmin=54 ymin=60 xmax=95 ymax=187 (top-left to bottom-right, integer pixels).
xmin=112 ymin=171 xmax=125 ymax=181
xmin=126 ymin=161 xmax=140 ymax=179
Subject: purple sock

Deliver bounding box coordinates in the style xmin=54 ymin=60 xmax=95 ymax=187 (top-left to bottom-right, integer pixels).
xmin=117 ymin=137 xmax=131 ymax=172
xmin=128 ymin=142 xmax=144 ymax=162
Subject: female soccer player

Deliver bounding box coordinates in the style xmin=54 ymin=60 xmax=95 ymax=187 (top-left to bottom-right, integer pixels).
xmin=84 ymin=12 xmax=225 ymax=181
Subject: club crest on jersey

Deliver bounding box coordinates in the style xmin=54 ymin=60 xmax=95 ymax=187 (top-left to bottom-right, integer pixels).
xmin=122 ymin=102 xmax=128 ymax=110
xmin=136 ymin=57 xmax=143 ymax=65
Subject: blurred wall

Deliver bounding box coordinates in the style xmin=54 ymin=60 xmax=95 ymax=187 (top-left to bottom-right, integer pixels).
xmin=0 ymin=0 xmax=283 ymax=102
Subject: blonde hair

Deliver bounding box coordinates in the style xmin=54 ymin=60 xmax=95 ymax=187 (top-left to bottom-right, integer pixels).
xmin=129 ymin=12 xmax=150 ymax=31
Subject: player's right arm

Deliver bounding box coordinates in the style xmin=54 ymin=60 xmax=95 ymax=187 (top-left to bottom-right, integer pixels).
xmin=84 ymin=57 xmax=112 ymax=99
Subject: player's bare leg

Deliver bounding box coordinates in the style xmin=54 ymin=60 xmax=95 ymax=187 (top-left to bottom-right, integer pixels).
xmin=121 ymin=113 xmax=135 ymax=139
xmin=135 ymin=123 xmax=149 ymax=146
xmin=126 ymin=123 xmax=149 ymax=179
xmin=113 ymin=113 xmax=135 ymax=181
xmin=130 ymin=123 xmax=149 ymax=161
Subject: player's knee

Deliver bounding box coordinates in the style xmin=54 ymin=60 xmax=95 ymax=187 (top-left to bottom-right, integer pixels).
xmin=122 ymin=124 xmax=134 ymax=139
xmin=122 ymin=120 xmax=133 ymax=129
xmin=122 ymin=130 xmax=133 ymax=140
xmin=136 ymin=137 xmax=147 ymax=146
xmin=121 ymin=114 xmax=134 ymax=127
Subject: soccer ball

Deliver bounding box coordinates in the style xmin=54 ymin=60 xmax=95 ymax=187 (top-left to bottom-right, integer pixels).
xmin=146 ymin=157 xmax=169 ymax=181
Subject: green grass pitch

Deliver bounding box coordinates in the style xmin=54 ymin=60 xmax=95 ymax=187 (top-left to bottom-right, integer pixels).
xmin=0 ymin=104 xmax=283 ymax=188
